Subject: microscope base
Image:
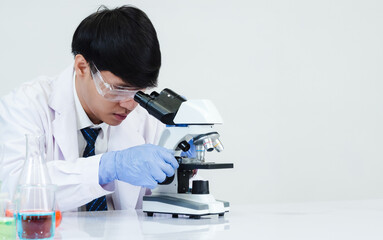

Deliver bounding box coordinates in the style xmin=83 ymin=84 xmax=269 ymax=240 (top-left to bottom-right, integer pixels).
xmin=143 ymin=194 xmax=229 ymax=218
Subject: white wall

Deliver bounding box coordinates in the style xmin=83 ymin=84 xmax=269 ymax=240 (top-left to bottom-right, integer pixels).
xmin=1 ymin=0 xmax=383 ymax=205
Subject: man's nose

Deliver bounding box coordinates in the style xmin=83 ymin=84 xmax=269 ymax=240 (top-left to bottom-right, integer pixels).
xmin=119 ymin=98 xmax=138 ymax=110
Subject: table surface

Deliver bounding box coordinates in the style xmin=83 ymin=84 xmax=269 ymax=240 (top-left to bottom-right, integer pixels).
xmin=53 ymin=199 xmax=383 ymax=239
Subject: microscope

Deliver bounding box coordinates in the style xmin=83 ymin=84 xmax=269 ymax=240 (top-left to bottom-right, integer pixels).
xmin=134 ymin=89 xmax=233 ymax=219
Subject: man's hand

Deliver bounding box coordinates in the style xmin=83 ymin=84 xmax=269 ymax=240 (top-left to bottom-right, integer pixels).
xmin=99 ymin=144 xmax=179 ymax=189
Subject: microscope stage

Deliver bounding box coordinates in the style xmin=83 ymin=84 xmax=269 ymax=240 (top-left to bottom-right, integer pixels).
xmin=179 ymin=162 xmax=234 ymax=170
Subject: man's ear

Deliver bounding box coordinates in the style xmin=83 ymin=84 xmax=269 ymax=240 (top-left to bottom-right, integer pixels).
xmin=74 ymin=54 xmax=91 ymax=79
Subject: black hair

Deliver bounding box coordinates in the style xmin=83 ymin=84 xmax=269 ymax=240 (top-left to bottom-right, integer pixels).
xmin=71 ymin=5 xmax=161 ymax=88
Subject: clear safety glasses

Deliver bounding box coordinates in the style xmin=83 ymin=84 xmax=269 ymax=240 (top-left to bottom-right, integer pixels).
xmin=91 ymin=64 xmax=143 ymax=102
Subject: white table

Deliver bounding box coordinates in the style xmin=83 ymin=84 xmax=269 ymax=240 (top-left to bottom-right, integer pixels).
xmin=54 ymin=200 xmax=383 ymax=239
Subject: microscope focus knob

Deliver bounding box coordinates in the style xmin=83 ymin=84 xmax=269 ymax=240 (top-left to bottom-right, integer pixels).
xmin=178 ymin=140 xmax=190 ymax=152
xmin=192 ymin=180 xmax=210 ymax=194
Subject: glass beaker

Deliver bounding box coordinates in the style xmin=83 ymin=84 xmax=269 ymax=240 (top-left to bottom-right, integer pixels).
xmin=16 ymin=184 xmax=56 ymax=240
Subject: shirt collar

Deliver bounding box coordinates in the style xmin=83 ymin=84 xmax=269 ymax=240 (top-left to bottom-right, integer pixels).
xmin=73 ymin=71 xmax=109 ymax=132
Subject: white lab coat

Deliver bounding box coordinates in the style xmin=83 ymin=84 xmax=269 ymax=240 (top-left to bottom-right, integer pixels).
xmin=0 ymin=65 xmax=164 ymax=211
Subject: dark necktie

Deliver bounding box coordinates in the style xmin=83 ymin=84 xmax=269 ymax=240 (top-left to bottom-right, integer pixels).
xmin=81 ymin=127 xmax=107 ymax=211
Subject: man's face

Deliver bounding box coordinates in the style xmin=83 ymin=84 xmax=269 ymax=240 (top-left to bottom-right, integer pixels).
xmin=76 ymin=67 xmax=141 ymax=126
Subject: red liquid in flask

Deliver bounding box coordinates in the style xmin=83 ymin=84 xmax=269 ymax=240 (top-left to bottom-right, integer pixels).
xmin=17 ymin=211 xmax=55 ymax=239
xmin=8 ymin=209 xmax=62 ymax=228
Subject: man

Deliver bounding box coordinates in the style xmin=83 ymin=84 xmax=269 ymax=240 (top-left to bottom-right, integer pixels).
xmin=0 ymin=6 xmax=178 ymax=211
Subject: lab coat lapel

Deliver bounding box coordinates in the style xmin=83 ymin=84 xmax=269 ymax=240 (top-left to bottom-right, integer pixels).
xmin=48 ymin=65 xmax=79 ymax=161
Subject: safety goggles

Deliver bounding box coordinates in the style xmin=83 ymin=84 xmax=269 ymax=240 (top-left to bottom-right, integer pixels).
xmin=91 ymin=64 xmax=143 ymax=102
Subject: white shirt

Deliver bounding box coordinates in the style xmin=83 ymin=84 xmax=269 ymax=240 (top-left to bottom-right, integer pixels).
xmin=73 ymin=73 xmax=110 ymax=156
xmin=73 ymin=72 xmax=113 ymax=210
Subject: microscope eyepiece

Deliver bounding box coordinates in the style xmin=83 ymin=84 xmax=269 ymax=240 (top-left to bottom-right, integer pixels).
xmin=134 ymin=91 xmax=153 ymax=109
xmin=134 ymin=88 xmax=186 ymax=125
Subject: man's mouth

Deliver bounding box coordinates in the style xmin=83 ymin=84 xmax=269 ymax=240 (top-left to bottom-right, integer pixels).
xmin=113 ymin=113 xmax=127 ymax=121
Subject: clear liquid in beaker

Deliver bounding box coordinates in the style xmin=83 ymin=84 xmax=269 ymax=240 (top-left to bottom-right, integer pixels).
xmin=17 ymin=211 xmax=55 ymax=240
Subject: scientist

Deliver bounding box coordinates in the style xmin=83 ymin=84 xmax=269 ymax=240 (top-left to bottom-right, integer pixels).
xmin=0 ymin=6 xmax=179 ymax=211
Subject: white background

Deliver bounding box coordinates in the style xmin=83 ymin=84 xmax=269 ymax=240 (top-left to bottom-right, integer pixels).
xmin=0 ymin=0 xmax=383 ymax=205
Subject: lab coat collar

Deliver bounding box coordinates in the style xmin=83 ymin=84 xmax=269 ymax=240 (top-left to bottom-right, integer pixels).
xmin=48 ymin=64 xmax=79 ymax=161
xmin=72 ymin=70 xmax=94 ymax=130
xmin=49 ymin=64 xmax=76 ymax=115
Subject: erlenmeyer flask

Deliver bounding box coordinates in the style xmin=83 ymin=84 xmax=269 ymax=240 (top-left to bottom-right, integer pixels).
xmin=18 ymin=134 xmax=51 ymax=186
xmin=19 ymin=134 xmax=62 ymax=227
xmin=15 ymin=134 xmax=61 ymax=239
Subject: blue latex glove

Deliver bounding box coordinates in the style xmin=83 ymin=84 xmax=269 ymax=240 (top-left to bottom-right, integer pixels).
xmin=99 ymin=144 xmax=179 ymax=189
